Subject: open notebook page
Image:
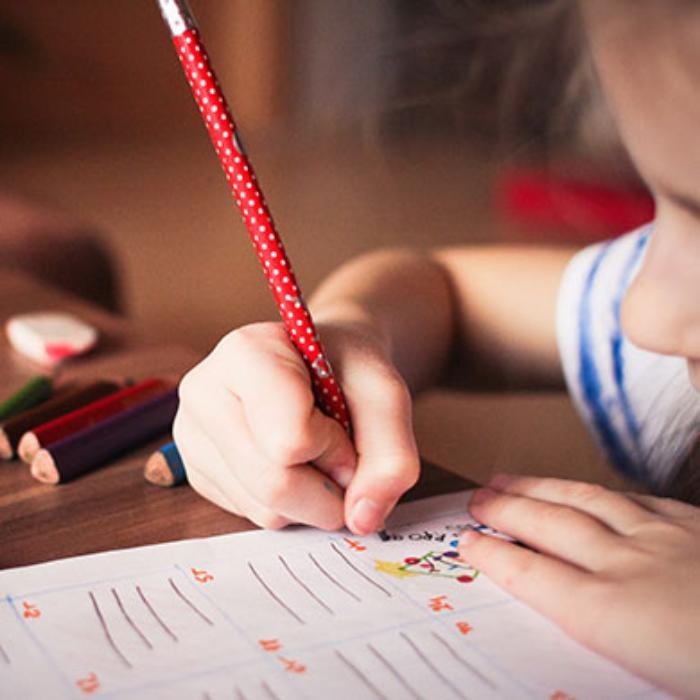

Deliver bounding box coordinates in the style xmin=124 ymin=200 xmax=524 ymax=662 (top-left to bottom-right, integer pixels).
xmin=0 ymin=491 xmax=667 ymax=699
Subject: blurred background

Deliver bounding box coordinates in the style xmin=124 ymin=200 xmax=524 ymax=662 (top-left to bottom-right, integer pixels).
xmin=0 ymin=0 xmax=655 ymax=484
xmin=0 ymin=0 xmax=653 ymax=345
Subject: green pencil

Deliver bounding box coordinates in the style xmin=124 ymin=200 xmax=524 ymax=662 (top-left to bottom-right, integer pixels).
xmin=0 ymin=376 xmax=52 ymax=422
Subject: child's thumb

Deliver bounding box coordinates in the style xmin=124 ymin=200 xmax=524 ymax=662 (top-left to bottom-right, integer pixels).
xmin=343 ymin=382 xmax=420 ymax=535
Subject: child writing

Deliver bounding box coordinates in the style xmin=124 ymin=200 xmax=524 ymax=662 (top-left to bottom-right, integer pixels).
xmin=174 ymin=0 xmax=700 ymax=696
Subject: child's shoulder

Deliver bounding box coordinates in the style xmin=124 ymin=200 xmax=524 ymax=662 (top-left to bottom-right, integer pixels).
xmin=557 ymin=222 xmax=700 ymax=496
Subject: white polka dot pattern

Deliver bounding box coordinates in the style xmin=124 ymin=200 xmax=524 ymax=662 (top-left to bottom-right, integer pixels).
xmin=172 ymin=29 xmax=350 ymax=430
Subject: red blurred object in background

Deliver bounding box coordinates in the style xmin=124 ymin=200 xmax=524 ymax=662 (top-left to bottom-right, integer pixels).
xmin=496 ymin=168 xmax=655 ymax=242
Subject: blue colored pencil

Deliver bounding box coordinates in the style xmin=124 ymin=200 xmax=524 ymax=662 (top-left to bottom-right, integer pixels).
xmin=144 ymin=440 xmax=187 ymax=487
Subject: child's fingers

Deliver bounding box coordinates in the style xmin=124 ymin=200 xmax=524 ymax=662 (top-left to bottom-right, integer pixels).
xmin=211 ymin=326 xmax=357 ymax=485
xmin=487 ymin=473 xmax=654 ymax=534
xmin=623 ymin=492 xmax=700 ymax=519
xmin=343 ymin=371 xmax=420 ymax=535
xmin=178 ymin=386 xmax=346 ymax=531
xmin=458 ymin=529 xmax=591 ymax=631
xmin=173 ymin=408 xmax=290 ymax=529
xmin=467 ymin=488 xmax=622 ymax=571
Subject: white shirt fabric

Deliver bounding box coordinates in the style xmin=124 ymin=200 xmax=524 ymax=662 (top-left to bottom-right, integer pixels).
xmin=557 ymin=224 xmax=700 ymax=492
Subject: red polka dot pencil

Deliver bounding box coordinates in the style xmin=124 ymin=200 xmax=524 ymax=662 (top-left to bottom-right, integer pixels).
xmin=156 ymin=0 xmax=350 ymax=431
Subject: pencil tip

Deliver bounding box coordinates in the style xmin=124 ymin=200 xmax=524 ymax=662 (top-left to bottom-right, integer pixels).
xmin=31 ymin=449 xmax=59 ymax=485
xmin=144 ymin=452 xmax=174 ymax=487
xmin=18 ymin=432 xmax=39 ymax=465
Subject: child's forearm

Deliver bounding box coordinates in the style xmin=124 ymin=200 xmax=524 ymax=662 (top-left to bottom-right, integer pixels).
xmin=309 ymin=248 xmax=454 ymax=393
xmin=310 ymin=245 xmax=575 ymax=393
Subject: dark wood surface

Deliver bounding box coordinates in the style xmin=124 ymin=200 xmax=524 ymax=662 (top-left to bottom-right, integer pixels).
xmin=1 ymin=272 xmax=467 ymax=570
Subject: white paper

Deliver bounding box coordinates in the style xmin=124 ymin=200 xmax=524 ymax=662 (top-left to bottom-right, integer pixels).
xmin=0 ymin=491 xmax=667 ymax=699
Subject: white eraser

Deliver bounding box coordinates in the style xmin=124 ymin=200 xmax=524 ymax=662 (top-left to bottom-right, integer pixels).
xmin=6 ymin=312 xmax=98 ymax=366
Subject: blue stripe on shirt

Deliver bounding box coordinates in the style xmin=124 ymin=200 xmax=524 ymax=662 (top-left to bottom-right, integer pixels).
xmin=578 ymin=242 xmax=637 ymax=477
xmin=610 ymin=230 xmax=651 ymax=457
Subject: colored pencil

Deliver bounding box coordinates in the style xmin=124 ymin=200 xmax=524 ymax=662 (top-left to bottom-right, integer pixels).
xmin=0 ymin=380 xmax=120 ymax=460
xmin=156 ymin=0 xmax=350 ymax=431
xmin=31 ymin=388 xmax=179 ymax=484
xmin=18 ymin=378 xmax=170 ymax=464
xmin=0 ymin=376 xmax=52 ymax=422
xmin=144 ymin=441 xmax=187 ymax=487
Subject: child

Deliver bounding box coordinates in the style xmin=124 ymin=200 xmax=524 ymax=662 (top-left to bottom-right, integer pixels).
xmin=174 ymin=1 xmax=700 ymax=695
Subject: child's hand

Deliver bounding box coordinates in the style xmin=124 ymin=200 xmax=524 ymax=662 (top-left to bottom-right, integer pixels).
xmin=174 ymin=321 xmax=420 ymax=534
xmin=460 ymin=475 xmax=700 ymax=698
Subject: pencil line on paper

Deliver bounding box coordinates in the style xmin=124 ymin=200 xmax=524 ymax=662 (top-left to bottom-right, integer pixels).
xmin=278 ymin=555 xmax=334 ymax=615
xmin=335 ymin=650 xmax=389 ymax=700
xmin=400 ymin=632 xmax=467 ymax=700
xmin=367 ymin=643 xmax=422 ymax=699
xmin=0 ymin=642 xmax=9 ymax=665
xmin=168 ymin=578 xmax=214 ymax=626
xmin=88 ymin=591 xmax=132 ymax=669
xmin=308 ymin=552 xmax=362 ymax=602
xmin=247 ymin=562 xmax=305 ymax=625
xmin=431 ymin=631 xmax=498 ymax=690
xmin=261 ymin=681 xmax=281 ymax=700
xmin=136 ymin=585 xmax=179 ymax=642
xmin=111 ymin=588 xmax=153 ymax=649
xmin=330 ymin=543 xmax=392 ymax=597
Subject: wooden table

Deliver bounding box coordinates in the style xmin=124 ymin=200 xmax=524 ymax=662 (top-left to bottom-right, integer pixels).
xmin=1 ymin=272 xmax=466 ymax=570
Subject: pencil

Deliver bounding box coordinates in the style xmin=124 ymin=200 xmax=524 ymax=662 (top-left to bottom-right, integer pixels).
xmin=0 ymin=376 xmax=52 ymax=423
xmin=31 ymin=388 xmax=179 ymax=484
xmin=156 ymin=0 xmax=350 ymax=431
xmin=0 ymin=380 xmax=120 ymax=460
xmin=18 ymin=378 xmax=170 ymax=464
xmin=144 ymin=441 xmax=187 ymax=487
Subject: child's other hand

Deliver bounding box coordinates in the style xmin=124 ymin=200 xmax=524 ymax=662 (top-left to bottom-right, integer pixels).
xmin=174 ymin=321 xmax=419 ymax=534
xmin=460 ymin=475 xmax=700 ymax=698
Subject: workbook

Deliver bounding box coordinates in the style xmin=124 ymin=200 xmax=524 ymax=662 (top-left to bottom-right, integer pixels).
xmin=0 ymin=492 xmax=666 ymax=699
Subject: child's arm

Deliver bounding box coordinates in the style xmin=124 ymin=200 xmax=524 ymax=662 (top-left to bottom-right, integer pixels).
xmin=310 ymin=246 xmax=572 ymax=393
xmin=460 ymin=474 xmax=700 ymax=699
xmin=174 ymin=245 xmax=575 ymax=533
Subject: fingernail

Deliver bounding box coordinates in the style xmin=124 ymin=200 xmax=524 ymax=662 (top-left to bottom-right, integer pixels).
xmin=470 ymin=487 xmax=496 ymax=506
xmin=349 ymin=497 xmax=384 ymax=534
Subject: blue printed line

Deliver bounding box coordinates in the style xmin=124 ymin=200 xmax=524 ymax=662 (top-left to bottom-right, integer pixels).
xmin=578 ymin=242 xmax=637 ymax=477
xmin=610 ymin=230 xmax=651 ymax=458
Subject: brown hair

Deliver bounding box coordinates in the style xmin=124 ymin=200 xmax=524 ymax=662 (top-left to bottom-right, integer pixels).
xmin=384 ymin=0 xmax=617 ymax=154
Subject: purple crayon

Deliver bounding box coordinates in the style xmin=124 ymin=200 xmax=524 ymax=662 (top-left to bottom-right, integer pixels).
xmin=31 ymin=388 xmax=178 ymax=484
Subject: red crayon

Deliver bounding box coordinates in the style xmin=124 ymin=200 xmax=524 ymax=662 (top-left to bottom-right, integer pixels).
xmin=31 ymin=388 xmax=179 ymax=484
xmin=18 ymin=378 xmax=171 ymax=464
xmin=0 ymin=380 xmax=120 ymax=460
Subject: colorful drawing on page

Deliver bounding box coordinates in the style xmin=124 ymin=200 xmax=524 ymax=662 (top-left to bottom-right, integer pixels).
xmin=374 ymin=545 xmax=479 ymax=584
